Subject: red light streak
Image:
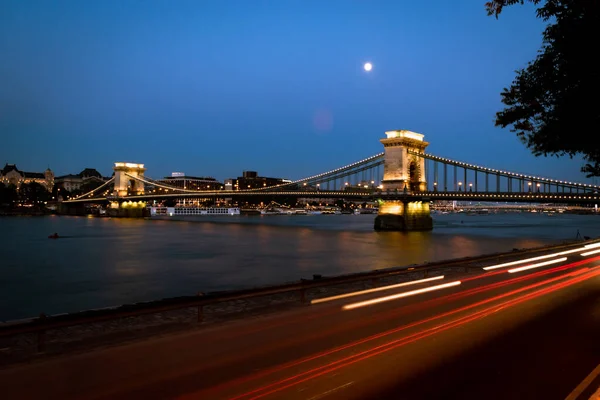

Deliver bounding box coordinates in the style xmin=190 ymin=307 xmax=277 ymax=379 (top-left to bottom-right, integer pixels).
xmin=567 ymin=267 xmax=589 ymax=277
xmin=214 ymin=256 xmax=597 ymax=346
xmin=235 ymin=267 xmax=600 ymax=400
xmin=184 ymin=257 xmax=600 ymax=400
xmin=198 ymin=257 xmax=600 ymax=347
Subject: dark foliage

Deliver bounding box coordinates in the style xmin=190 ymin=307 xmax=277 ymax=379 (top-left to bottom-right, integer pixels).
xmin=486 ymin=0 xmax=600 ymax=176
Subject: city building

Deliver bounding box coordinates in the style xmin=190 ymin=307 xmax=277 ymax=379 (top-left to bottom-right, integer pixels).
xmin=158 ymin=172 xmax=223 ymax=191
xmin=0 ymin=164 xmax=54 ymax=191
xmin=54 ymin=168 xmax=107 ymax=192
xmin=225 ymin=171 xmax=290 ymax=190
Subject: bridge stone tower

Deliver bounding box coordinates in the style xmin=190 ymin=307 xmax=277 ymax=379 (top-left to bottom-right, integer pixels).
xmin=375 ymin=130 xmax=433 ymax=231
xmin=381 ymin=130 xmax=429 ymax=192
xmin=113 ymin=162 xmax=146 ymax=197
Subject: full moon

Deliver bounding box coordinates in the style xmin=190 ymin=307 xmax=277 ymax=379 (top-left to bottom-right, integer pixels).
xmin=364 ymin=62 xmax=373 ymax=72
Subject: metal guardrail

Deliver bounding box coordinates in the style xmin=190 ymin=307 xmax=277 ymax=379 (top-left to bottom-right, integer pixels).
xmin=0 ymin=239 xmax=591 ymax=353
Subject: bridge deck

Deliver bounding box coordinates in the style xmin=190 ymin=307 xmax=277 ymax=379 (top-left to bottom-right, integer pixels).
xmin=64 ymin=190 xmax=600 ymax=204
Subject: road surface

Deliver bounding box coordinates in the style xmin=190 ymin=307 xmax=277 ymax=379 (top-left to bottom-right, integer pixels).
xmin=1 ymin=243 xmax=600 ymax=400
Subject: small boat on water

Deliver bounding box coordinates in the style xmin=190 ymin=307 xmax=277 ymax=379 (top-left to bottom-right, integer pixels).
xmin=48 ymin=233 xmax=59 ymax=239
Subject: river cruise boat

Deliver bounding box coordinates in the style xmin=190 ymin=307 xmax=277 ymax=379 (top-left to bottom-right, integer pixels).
xmin=150 ymin=207 xmax=240 ymax=216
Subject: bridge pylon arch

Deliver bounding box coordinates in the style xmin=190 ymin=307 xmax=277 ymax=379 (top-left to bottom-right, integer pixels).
xmin=375 ymin=130 xmax=433 ymax=231
xmin=380 ymin=130 xmax=429 ymax=192
xmin=113 ymin=162 xmax=146 ymax=196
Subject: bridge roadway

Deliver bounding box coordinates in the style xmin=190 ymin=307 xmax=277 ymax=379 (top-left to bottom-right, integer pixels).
xmin=64 ymin=190 xmax=600 ymax=204
xmin=1 ymin=246 xmax=600 ymax=399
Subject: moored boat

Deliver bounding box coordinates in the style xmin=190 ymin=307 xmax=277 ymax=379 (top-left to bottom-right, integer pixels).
xmin=150 ymin=207 xmax=240 ymax=216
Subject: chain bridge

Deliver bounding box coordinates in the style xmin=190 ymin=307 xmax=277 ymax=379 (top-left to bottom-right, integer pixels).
xmin=63 ymin=130 xmax=600 ymax=230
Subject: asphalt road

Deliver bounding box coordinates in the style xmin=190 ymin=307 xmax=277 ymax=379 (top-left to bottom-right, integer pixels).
xmin=1 ymin=245 xmax=600 ymax=400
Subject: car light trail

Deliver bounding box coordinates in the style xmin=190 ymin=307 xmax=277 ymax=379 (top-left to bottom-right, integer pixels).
xmin=311 ymin=276 xmax=444 ymax=305
xmin=583 ymin=242 xmax=600 ymax=249
xmin=342 ymin=281 xmax=461 ymax=310
xmin=581 ymin=249 xmax=600 ymax=256
xmin=199 ymin=259 xmax=600 ymax=399
xmin=206 ymin=259 xmax=584 ymax=347
xmin=192 ymin=258 xmax=600 ymax=400
xmin=567 ymin=268 xmax=589 ymax=277
xmin=231 ymin=267 xmax=600 ymax=400
xmin=483 ymin=247 xmax=588 ymax=271
xmin=508 ymin=257 xmax=568 ymax=273
xmin=202 ymin=256 xmax=600 ymax=362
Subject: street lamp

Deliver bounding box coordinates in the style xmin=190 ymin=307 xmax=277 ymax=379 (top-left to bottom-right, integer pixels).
xmin=528 ymin=182 xmax=532 ymax=192
xmin=433 ymin=182 xmax=437 ymax=192
xmin=469 ymin=182 xmax=473 ymax=192
xmin=458 ymin=182 xmax=462 ymax=192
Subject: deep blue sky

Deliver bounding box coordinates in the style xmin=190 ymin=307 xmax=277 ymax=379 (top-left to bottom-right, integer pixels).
xmin=1 ymin=0 xmax=594 ymax=183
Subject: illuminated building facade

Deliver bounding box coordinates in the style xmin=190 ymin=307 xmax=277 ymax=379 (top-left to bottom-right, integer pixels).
xmin=1 ymin=163 xmax=54 ymax=191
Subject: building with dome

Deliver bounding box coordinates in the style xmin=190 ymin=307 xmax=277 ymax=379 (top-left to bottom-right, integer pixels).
xmin=0 ymin=164 xmax=54 ymax=191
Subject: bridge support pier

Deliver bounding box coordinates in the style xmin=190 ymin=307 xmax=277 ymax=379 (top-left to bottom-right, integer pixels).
xmin=374 ymin=200 xmax=433 ymax=231
xmin=105 ymin=200 xmax=148 ymax=218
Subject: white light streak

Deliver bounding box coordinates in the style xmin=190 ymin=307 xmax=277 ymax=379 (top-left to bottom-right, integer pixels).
xmin=508 ymin=257 xmax=567 ymax=273
xmin=311 ymin=275 xmax=444 ymax=305
xmin=342 ymin=281 xmax=461 ymax=310
xmin=581 ymin=249 xmax=600 ymax=257
xmin=483 ymin=246 xmax=590 ymax=271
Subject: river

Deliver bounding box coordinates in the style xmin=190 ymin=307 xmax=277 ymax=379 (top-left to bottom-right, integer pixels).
xmin=0 ymin=212 xmax=598 ymax=321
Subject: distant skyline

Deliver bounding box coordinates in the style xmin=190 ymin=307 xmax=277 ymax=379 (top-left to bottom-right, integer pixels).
xmin=1 ymin=0 xmax=596 ymax=184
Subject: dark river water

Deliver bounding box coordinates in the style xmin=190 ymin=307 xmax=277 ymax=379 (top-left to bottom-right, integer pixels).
xmin=0 ymin=212 xmax=598 ymax=321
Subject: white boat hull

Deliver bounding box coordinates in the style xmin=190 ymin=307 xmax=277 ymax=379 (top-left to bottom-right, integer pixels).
xmin=150 ymin=207 xmax=240 ymax=216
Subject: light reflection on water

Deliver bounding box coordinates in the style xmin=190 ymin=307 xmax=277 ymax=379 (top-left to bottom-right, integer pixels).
xmin=0 ymin=212 xmax=598 ymax=320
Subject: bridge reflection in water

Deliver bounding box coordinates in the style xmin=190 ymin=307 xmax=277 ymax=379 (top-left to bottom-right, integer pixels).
xmin=1 ymin=212 xmax=584 ymax=321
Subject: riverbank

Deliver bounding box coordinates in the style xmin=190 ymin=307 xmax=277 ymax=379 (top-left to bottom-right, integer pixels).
xmin=0 ymin=237 xmax=596 ymax=367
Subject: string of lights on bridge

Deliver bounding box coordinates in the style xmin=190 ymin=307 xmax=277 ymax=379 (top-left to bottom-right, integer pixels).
xmin=70 ymin=177 xmax=115 ymax=201
xmin=66 ymin=150 xmax=600 ymax=203
xmin=65 ymin=188 xmax=600 ymax=204
xmin=413 ymin=152 xmax=600 ymax=190
xmin=285 ymin=152 xmax=384 ymax=185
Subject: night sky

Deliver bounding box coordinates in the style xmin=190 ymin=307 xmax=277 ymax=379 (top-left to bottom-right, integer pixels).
xmin=1 ymin=1 xmax=595 ymax=183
